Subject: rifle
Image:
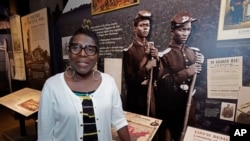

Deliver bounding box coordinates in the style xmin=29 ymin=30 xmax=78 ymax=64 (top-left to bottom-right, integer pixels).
xmin=180 ymin=47 xmax=200 ymax=141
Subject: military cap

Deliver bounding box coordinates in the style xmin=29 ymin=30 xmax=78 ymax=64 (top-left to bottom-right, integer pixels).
xmin=134 ymin=10 xmax=152 ymax=25
xmin=170 ymin=11 xmax=196 ymax=29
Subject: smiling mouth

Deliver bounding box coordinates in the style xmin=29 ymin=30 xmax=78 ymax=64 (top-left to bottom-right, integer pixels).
xmin=77 ymin=62 xmax=89 ymax=67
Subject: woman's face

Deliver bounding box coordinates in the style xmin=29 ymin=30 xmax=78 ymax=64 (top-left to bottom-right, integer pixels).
xmin=68 ymin=34 xmax=98 ymax=76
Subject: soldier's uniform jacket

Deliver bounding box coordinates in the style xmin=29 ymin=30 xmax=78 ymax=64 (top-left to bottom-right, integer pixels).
xmin=155 ymin=43 xmax=196 ymax=133
xmin=123 ymin=39 xmax=151 ymax=86
xmin=158 ymin=44 xmax=196 ymax=91
xmin=123 ymin=38 xmax=159 ymax=115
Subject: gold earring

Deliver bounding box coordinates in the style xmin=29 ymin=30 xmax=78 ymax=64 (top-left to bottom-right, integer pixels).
xmin=65 ymin=65 xmax=75 ymax=78
xmin=92 ymin=70 xmax=100 ymax=81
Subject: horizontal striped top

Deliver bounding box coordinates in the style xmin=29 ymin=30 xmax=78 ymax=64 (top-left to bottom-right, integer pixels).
xmin=73 ymin=90 xmax=98 ymax=141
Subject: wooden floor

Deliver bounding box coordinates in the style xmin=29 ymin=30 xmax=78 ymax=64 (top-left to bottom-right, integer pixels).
xmin=0 ymin=105 xmax=37 ymax=141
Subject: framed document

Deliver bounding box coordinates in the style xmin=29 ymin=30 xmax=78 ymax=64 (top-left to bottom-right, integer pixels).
xmin=21 ymin=7 xmax=51 ymax=89
xmin=0 ymin=88 xmax=40 ymax=117
xmin=9 ymin=14 xmax=26 ymax=80
xmin=184 ymin=126 xmax=229 ymax=141
xmin=112 ymin=111 xmax=162 ymax=141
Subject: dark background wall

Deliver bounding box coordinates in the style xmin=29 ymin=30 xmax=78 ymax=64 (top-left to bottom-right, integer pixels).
xmin=55 ymin=0 xmax=250 ymax=136
xmin=1 ymin=0 xmax=250 ymax=136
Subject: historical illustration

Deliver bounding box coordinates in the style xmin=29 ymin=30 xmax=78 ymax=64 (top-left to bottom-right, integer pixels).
xmin=218 ymin=0 xmax=250 ymax=40
xmin=92 ymin=0 xmax=139 ymax=15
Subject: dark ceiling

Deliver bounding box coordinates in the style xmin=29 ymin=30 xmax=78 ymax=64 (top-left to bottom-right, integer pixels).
xmin=0 ymin=0 xmax=9 ymax=20
xmin=0 ymin=0 xmax=30 ymax=21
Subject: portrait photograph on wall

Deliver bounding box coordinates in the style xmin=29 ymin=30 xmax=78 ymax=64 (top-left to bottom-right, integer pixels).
xmin=220 ymin=102 xmax=236 ymax=122
xmin=91 ymin=0 xmax=139 ymax=15
xmin=217 ymin=0 xmax=250 ymax=40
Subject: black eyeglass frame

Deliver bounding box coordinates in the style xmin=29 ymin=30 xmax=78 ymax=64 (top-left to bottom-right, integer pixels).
xmin=68 ymin=43 xmax=98 ymax=56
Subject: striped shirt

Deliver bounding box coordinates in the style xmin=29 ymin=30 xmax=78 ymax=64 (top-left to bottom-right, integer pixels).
xmin=74 ymin=90 xmax=98 ymax=141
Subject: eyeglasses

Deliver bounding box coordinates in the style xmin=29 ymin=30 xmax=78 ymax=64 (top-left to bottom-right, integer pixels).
xmin=68 ymin=43 xmax=97 ymax=56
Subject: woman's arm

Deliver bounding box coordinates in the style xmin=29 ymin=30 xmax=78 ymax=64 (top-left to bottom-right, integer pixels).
xmin=37 ymin=83 xmax=54 ymax=141
xmin=117 ymin=126 xmax=131 ymax=141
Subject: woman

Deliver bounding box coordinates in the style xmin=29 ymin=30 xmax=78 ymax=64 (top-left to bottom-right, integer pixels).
xmin=38 ymin=28 xmax=130 ymax=141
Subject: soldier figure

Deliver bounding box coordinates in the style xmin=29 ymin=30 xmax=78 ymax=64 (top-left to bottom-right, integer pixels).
xmin=156 ymin=11 xmax=204 ymax=141
xmin=123 ymin=10 xmax=159 ymax=116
